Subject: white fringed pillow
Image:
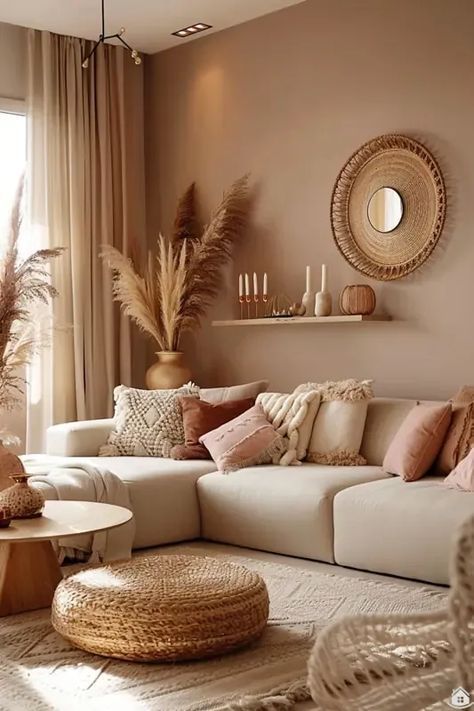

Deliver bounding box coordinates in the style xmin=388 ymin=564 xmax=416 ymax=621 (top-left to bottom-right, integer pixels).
xmin=295 ymin=379 xmax=373 ymax=466
xmin=256 ymin=389 xmax=321 ymax=465
xmin=99 ymin=383 xmax=199 ymax=457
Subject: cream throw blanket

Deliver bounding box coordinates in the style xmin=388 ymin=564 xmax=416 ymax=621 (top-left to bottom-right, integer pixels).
xmin=22 ymin=457 xmax=135 ymax=563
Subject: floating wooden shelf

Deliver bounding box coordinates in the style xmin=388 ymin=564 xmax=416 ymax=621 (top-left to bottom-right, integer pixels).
xmin=212 ymin=314 xmax=391 ymax=327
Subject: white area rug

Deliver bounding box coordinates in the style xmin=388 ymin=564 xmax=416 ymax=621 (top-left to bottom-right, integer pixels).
xmin=0 ymin=546 xmax=447 ymax=711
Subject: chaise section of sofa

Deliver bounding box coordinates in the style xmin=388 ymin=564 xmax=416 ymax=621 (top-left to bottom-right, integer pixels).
xmin=44 ymin=419 xmax=218 ymax=549
xmin=197 ymin=463 xmax=390 ymax=562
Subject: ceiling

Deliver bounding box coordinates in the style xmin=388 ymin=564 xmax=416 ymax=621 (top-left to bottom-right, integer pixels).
xmin=0 ymin=0 xmax=306 ymax=54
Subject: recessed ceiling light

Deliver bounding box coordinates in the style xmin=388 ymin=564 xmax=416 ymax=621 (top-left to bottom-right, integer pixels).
xmin=172 ymin=23 xmax=212 ymax=38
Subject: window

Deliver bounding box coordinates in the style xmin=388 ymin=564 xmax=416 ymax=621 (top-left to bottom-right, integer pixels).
xmin=0 ymin=99 xmax=26 ymax=241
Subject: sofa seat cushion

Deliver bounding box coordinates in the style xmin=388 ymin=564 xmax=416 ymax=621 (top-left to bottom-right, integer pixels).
xmin=334 ymin=475 xmax=474 ymax=585
xmin=197 ymin=463 xmax=389 ymax=562
xmin=90 ymin=457 xmax=218 ymax=548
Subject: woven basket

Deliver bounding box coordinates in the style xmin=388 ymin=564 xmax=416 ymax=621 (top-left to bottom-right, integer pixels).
xmin=52 ymin=554 xmax=269 ymax=662
xmin=331 ymin=134 xmax=446 ymax=281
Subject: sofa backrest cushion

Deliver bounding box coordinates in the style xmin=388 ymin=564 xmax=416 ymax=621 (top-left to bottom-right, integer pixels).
xmin=361 ymin=398 xmax=418 ymax=465
xmin=361 ymin=398 xmax=444 ymax=465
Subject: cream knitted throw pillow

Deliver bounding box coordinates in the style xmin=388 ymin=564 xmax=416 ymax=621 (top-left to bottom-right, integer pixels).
xmin=256 ymin=389 xmax=321 ymax=465
xmin=296 ymin=379 xmax=373 ymax=466
xmin=99 ymin=383 xmax=199 ymax=457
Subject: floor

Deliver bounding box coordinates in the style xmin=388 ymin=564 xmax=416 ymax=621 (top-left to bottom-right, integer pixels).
xmin=159 ymin=539 xmax=445 ymax=711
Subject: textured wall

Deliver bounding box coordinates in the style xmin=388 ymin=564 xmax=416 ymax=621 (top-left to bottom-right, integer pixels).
xmin=145 ymin=0 xmax=474 ymax=399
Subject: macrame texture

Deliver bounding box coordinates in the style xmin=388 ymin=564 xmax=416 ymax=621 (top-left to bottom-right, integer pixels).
xmin=308 ymin=513 xmax=474 ymax=710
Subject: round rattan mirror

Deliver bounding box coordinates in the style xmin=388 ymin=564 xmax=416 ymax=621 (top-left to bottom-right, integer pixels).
xmin=331 ymin=134 xmax=446 ymax=281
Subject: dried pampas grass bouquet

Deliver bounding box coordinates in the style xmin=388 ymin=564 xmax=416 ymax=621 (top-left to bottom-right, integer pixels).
xmin=101 ymin=175 xmax=250 ymax=379
xmin=0 ymin=178 xmax=63 ymax=436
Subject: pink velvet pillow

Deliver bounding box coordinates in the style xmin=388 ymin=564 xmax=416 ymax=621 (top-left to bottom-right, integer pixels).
xmin=199 ymin=403 xmax=286 ymax=473
xmin=383 ymin=403 xmax=452 ymax=481
xmin=444 ymin=448 xmax=474 ymax=491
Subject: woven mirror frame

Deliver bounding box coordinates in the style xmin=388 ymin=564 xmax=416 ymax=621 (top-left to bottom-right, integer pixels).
xmin=331 ymin=134 xmax=446 ymax=281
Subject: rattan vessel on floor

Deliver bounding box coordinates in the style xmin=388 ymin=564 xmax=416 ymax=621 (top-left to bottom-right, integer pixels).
xmin=52 ymin=554 xmax=269 ymax=662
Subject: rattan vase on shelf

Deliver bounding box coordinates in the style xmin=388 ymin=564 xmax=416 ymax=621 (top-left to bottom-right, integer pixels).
xmin=145 ymin=351 xmax=191 ymax=390
xmin=339 ymin=284 xmax=376 ymax=315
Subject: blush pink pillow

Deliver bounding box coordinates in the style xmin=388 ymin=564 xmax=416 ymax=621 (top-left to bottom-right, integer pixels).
xmin=199 ymin=403 xmax=285 ymax=473
xmin=383 ymin=403 xmax=452 ymax=481
xmin=444 ymin=448 xmax=474 ymax=491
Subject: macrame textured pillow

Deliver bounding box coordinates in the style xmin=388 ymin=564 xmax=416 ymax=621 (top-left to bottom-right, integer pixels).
xmin=256 ymin=390 xmax=321 ymax=465
xmin=99 ymin=384 xmax=199 ymax=457
xmin=296 ymin=379 xmax=374 ymax=466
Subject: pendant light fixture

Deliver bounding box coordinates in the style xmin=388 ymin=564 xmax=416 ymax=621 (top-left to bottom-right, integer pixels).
xmin=82 ymin=0 xmax=142 ymax=69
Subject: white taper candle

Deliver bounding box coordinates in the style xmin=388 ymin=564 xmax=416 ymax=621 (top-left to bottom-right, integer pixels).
xmin=253 ymin=272 xmax=258 ymax=296
xmin=306 ymin=265 xmax=312 ymax=292
xmin=263 ymin=273 xmax=268 ymax=296
xmin=245 ymin=273 xmax=250 ymax=297
xmin=238 ymin=274 xmax=243 ymax=298
xmin=321 ymin=264 xmax=327 ymax=292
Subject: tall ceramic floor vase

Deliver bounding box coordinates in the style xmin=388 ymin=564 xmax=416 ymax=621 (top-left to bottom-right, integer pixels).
xmin=145 ymin=351 xmax=191 ymax=390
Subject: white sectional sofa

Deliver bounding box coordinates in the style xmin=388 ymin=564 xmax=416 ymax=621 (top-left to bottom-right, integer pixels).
xmin=43 ymin=397 xmax=474 ymax=585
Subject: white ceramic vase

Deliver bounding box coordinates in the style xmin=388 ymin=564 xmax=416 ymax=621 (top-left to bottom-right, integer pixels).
xmin=301 ymin=265 xmax=315 ymax=317
xmin=315 ymin=264 xmax=332 ymax=317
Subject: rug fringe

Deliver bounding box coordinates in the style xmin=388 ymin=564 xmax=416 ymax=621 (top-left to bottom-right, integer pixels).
xmin=227 ymin=680 xmax=311 ymax=710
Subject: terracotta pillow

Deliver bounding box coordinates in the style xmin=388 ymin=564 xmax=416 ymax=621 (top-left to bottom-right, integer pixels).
xmin=199 ymin=403 xmax=286 ymax=473
xmin=383 ymin=403 xmax=452 ymax=481
xmin=170 ymin=396 xmax=255 ymax=460
xmin=436 ymin=386 xmax=474 ymax=475
xmin=444 ymin=448 xmax=474 ymax=492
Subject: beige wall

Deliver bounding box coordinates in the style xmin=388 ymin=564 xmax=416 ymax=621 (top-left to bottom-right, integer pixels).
xmin=0 ymin=22 xmax=26 ymax=99
xmin=144 ymin=0 xmax=474 ymax=400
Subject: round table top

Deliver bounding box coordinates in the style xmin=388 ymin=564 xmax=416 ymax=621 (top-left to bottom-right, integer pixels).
xmin=0 ymin=501 xmax=133 ymax=543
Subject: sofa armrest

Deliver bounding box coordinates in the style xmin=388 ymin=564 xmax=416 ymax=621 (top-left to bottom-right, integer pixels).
xmin=46 ymin=419 xmax=114 ymax=457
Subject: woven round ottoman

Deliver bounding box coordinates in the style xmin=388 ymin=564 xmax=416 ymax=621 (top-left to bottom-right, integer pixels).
xmin=52 ymin=554 xmax=269 ymax=662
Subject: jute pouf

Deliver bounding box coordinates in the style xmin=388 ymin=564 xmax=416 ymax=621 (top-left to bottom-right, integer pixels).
xmin=52 ymin=554 xmax=269 ymax=662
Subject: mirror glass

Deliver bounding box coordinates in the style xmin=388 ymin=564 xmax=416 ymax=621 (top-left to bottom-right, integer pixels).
xmin=367 ymin=187 xmax=403 ymax=233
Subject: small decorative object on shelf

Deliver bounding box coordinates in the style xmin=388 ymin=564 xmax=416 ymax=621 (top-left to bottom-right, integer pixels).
xmin=0 ymin=473 xmax=45 ymax=519
xmin=0 ymin=504 xmax=11 ymax=528
xmin=301 ymin=265 xmax=316 ymax=317
xmin=340 ymin=284 xmax=376 ymax=315
xmin=245 ymin=273 xmax=251 ymax=319
xmin=315 ymin=264 xmax=332 ymax=316
xmin=290 ymin=302 xmax=306 ymax=316
xmin=238 ymin=273 xmax=245 ymax=319
xmin=265 ymin=293 xmax=293 ymax=318
xmin=263 ymin=272 xmax=269 ymax=313
xmin=253 ymin=272 xmax=259 ymax=318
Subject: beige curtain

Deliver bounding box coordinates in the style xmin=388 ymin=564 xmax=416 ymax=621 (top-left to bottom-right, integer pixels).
xmin=26 ymin=30 xmax=146 ymax=452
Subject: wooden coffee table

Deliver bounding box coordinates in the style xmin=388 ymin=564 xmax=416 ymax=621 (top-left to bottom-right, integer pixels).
xmin=0 ymin=500 xmax=133 ymax=616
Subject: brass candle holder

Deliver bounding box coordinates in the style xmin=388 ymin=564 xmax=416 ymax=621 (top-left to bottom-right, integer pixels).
xmin=253 ymin=293 xmax=259 ymax=318
xmin=239 ymin=295 xmax=245 ymax=319
xmin=245 ymin=294 xmax=252 ymax=319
